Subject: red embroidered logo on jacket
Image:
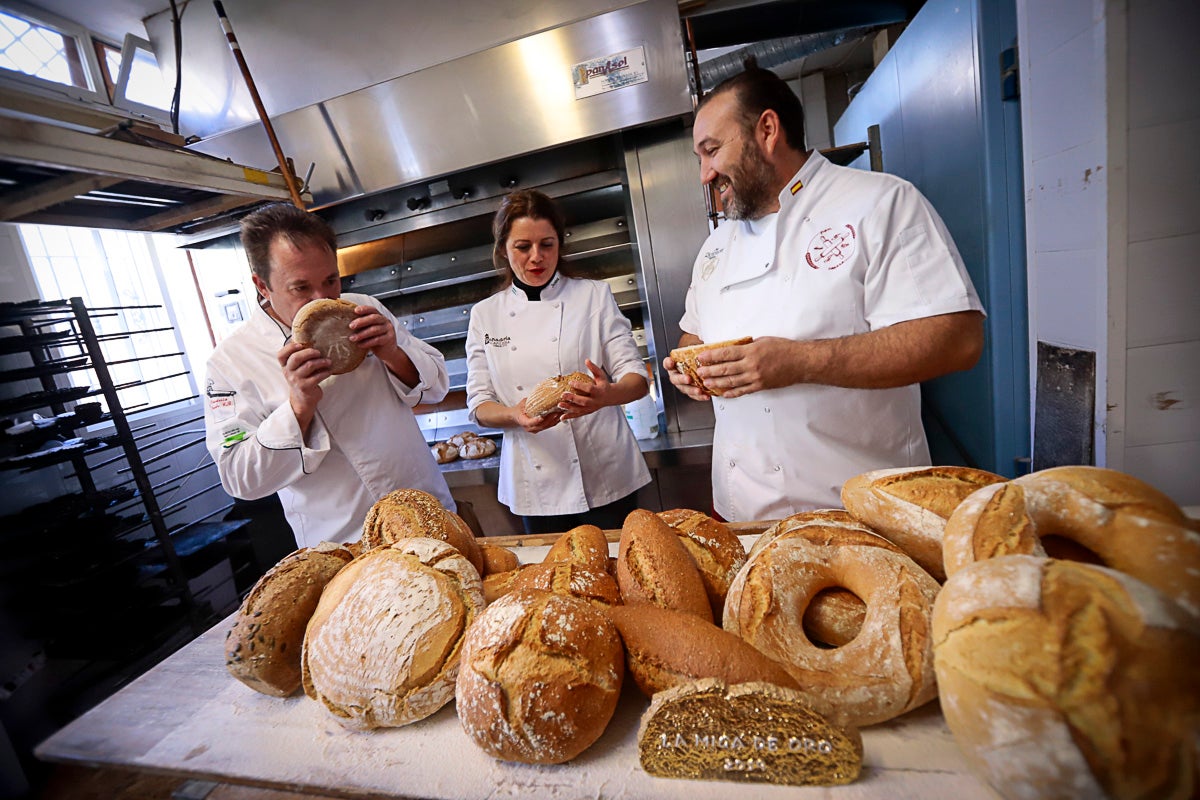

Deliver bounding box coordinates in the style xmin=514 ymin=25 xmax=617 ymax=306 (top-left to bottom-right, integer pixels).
xmin=805 ymin=224 xmax=857 ymax=270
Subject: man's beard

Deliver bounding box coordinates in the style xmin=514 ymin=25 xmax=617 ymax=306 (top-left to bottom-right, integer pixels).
xmin=722 ymin=140 xmax=776 ymax=221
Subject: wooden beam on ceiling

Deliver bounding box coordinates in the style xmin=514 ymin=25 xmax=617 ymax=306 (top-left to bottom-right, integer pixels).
xmin=130 ymin=192 xmax=261 ymax=232
xmin=0 ymin=172 xmax=123 ymax=221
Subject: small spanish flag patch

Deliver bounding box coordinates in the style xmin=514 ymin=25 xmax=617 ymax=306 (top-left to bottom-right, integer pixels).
xmin=790 ymin=178 xmax=804 ymax=195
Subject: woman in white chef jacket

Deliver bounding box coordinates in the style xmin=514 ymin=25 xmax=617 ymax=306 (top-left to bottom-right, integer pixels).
xmin=465 ymin=189 xmax=652 ymax=534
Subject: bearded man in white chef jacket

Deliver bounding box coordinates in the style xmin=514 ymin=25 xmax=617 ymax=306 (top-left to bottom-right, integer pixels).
xmin=664 ymin=64 xmax=986 ymax=523
xmin=203 ymin=203 xmax=455 ymax=548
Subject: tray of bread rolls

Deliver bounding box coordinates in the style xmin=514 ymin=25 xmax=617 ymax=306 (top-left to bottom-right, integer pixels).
xmin=38 ymin=466 xmax=1199 ymax=799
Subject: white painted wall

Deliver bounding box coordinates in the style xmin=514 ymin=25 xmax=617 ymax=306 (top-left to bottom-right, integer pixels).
xmin=1018 ymin=0 xmax=1199 ymax=504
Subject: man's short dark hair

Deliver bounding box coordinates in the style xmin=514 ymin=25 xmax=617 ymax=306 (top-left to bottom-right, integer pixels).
xmin=700 ymin=62 xmax=807 ymax=152
xmin=240 ymin=203 xmax=338 ymax=287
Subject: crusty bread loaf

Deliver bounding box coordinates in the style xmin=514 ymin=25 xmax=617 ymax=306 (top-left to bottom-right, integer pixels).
xmin=510 ymin=560 xmax=622 ymax=608
xmin=478 ymin=543 xmax=520 ymax=576
xmin=656 ymin=509 xmax=746 ymax=623
xmin=933 ymin=555 xmax=1200 ymax=800
xmin=745 ymin=511 xmax=905 ymax=647
xmin=942 ymin=466 xmax=1200 ymax=617
xmin=361 ymin=488 xmax=483 ymax=574
xmin=723 ymin=534 xmax=940 ymax=728
xmin=447 ymin=431 xmax=478 ymax=448
xmin=301 ymin=537 xmax=484 ymax=729
xmin=456 ymin=590 xmax=624 ymax=764
xmin=543 ymin=524 xmax=610 ymax=573
xmin=458 ymin=436 xmax=496 ymax=459
xmin=668 ymin=337 xmax=752 ymax=397
xmin=482 ymin=565 xmax=529 ymax=604
xmin=431 ymin=441 xmax=458 ymax=464
xmin=617 ymin=509 xmax=712 ymax=623
xmin=225 ymin=542 xmax=354 ymax=696
xmin=841 ymin=466 xmax=1006 ymax=581
xmin=606 ymin=603 xmax=799 ymax=697
xmin=291 ymin=298 xmax=366 ymax=375
xmin=524 ymin=371 xmax=594 ymax=417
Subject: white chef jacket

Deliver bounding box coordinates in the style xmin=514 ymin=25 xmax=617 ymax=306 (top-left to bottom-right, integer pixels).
xmin=203 ymin=292 xmax=455 ymax=548
xmin=465 ymin=274 xmax=651 ymax=516
xmin=680 ymin=151 xmax=984 ymax=522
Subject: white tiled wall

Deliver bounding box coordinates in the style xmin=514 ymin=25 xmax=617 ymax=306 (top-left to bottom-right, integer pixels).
xmin=1017 ymin=0 xmax=1200 ymax=504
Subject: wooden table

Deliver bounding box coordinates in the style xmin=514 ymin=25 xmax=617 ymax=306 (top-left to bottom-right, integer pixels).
xmin=36 ymin=534 xmax=999 ymax=800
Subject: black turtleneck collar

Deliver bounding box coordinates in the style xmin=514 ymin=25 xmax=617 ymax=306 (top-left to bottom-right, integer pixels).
xmin=512 ymin=271 xmax=554 ymax=301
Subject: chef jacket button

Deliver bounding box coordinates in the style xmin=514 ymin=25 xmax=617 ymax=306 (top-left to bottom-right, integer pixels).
xmin=774 ymin=465 xmax=782 ymax=471
xmin=550 ymin=336 xmax=557 ymax=342
xmin=764 ymin=407 xmax=771 ymax=413
xmin=509 ymin=311 xmax=516 ymax=317
xmin=535 ymin=465 xmax=542 ymax=470
xmin=717 ymin=402 xmax=725 ymax=411
xmin=516 ymin=385 xmax=523 ymax=391
xmin=571 ymin=458 xmax=578 ymax=464
xmin=729 ymin=459 xmax=735 ymax=467
xmin=511 ymin=346 xmax=517 ymax=351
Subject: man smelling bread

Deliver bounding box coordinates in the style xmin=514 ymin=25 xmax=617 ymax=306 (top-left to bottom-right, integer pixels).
xmin=664 ymin=62 xmax=986 ymax=523
xmin=203 ymin=203 xmax=455 ymax=548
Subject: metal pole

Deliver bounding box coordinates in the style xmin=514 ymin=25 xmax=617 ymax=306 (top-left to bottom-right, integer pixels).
xmin=212 ymin=1 xmax=306 ymax=209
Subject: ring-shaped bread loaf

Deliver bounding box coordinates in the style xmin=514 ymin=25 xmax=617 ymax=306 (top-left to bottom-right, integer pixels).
xmin=291 ymin=298 xmax=366 ymax=375
xmin=942 ymin=466 xmax=1200 ymax=616
xmin=723 ymin=534 xmax=940 ymax=728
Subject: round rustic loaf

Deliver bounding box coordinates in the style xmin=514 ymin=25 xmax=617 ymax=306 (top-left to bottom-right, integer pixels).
xmin=617 ymin=509 xmax=712 ymax=623
xmin=361 ymin=488 xmax=483 ymax=574
xmin=656 ymin=508 xmax=746 ymax=623
xmin=723 ymin=534 xmax=940 ymax=728
xmin=301 ymin=537 xmax=484 ymax=729
xmin=456 ymin=590 xmax=624 ymax=764
xmin=746 ymin=511 xmax=908 ymax=647
xmin=225 ymin=542 xmax=354 ymax=696
xmin=458 ymin=436 xmax=496 ymax=459
xmin=606 ymin=603 xmax=800 ymax=697
xmin=291 ymin=298 xmax=366 ymax=375
xmin=933 ymin=555 xmax=1200 ymax=800
xmin=942 ymin=466 xmax=1200 ymax=616
xmin=667 ymin=336 xmax=753 ymax=397
xmin=840 ymin=465 xmax=1006 ymax=581
xmin=431 ymin=441 xmax=458 ymax=464
xmin=524 ymin=371 xmax=594 ymax=417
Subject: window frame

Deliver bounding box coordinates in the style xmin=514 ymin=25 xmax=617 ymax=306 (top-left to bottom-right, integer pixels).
xmin=0 ymin=1 xmax=109 ymax=106
xmin=111 ymin=33 xmax=172 ymax=126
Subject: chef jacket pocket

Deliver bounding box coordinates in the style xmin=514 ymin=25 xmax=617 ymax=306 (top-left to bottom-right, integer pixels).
xmin=718 ymin=451 xmax=789 ymax=522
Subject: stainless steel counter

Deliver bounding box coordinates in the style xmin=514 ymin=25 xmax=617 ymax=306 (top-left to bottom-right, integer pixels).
xmin=435 ymin=428 xmax=714 ymax=474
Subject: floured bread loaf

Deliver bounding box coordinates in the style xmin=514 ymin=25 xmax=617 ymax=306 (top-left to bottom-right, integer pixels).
xmin=657 ymin=509 xmax=746 ymax=623
xmin=617 ymin=509 xmax=712 ymax=623
xmin=431 ymin=441 xmax=458 ymax=464
xmin=291 ymin=298 xmax=366 ymax=375
xmin=482 ymin=565 xmax=529 ymax=604
xmin=225 ymin=542 xmax=354 ymax=696
xmin=724 ymin=534 xmax=940 ymax=728
xmin=606 ymin=603 xmax=799 ymax=697
xmin=362 ymin=488 xmax=482 ymax=574
xmin=746 ymin=511 xmax=905 ymax=647
xmin=524 ymin=371 xmax=593 ymax=417
xmin=933 ymin=555 xmax=1200 ymax=800
xmin=543 ymin=524 xmax=610 ymax=572
xmin=942 ymin=466 xmax=1200 ymax=616
xmin=841 ymin=466 xmax=1006 ymax=581
xmin=456 ymin=590 xmax=624 ymax=764
xmin=668 ymin=337 xmax=752 ymax=397
xmin=510 ymin=560 xmax=622 ymax=608
xmin=301 ymin=537 xmax=484 ymax=729
xmin=458 ymin=436 xmax=496 ymax=459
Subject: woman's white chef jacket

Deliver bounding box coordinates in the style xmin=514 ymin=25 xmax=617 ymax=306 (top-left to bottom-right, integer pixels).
xmin=465 ymin=274 xmax=651 ymax=516
xmin=680 ymin=151 xmax=984 ymax=522
xmin=203 ymin=293 xmax=455 ymax=548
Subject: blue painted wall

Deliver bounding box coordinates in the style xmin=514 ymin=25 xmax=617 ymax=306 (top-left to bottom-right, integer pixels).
xmin=833 ymin=0 xmax=1030 ymax=476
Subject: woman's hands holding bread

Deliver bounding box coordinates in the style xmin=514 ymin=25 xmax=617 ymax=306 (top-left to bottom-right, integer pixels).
xmin=513 ymin=399 xmax=563 ymax=433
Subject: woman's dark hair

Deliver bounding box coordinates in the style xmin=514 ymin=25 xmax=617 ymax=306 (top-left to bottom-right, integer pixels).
xmin=240 ymin=203 xmax=338 ymax=287
xmin=699 ymin=59 xmax=807 ymax=152
xmin=491 ymin=189 xmax=572 ymax=284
